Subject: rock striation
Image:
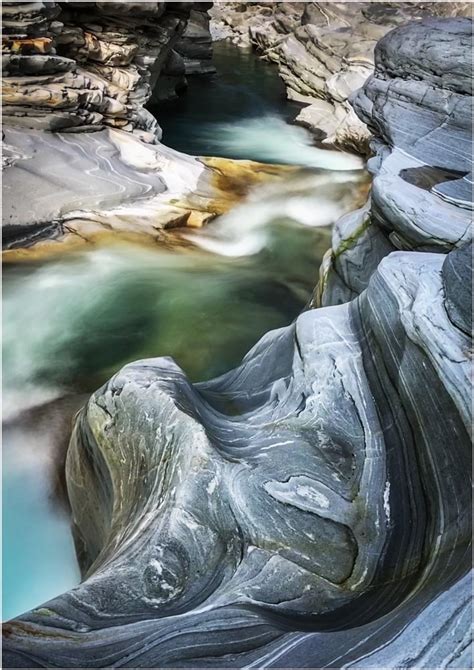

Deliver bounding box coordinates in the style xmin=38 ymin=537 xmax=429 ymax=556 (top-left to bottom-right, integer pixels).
xmin=3 ymin=15 xmax=473 ymax=670
xmin=210 ymin=2 xmax=472 ymax=153
xmin=3 ymin=238 xmax=472 ymax=669
xmin=176 ymin=2 xmax=215 ymax=75
xmin=1 ymin=2 xmax=279 ymax=257
xmin=316 ymin=16 xmax=473 ymax=307
xmin=2 ymin=122 xmax=290 ymax=259
xmin=2 ymin=1 xmax=196 ymax=141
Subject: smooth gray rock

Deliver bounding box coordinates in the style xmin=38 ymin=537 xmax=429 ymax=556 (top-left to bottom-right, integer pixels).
xmin=210 ymin=2 xmax=472 ymax=153
xmin=353 ymin=18 xmax=473 ymax=172
xmin=1 ymin=125 xmax=222 ymax=250
xmin=320 ymin=17 xmax=473 ymax=306
xmin=3 ymin=246 xmax=471 ymax=668
xmin=443 ymin=241 xmax=472 ymax=335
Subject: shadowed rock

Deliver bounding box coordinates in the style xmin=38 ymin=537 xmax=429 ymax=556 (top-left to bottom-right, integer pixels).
xmin=2 ymin=12 xmax=472 ymax=670
xmin=210 ymin=2 xmax=471 ymax=153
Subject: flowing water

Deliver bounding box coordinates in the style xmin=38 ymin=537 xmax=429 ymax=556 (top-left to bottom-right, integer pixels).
xmin=153 ymin=41 xmax=362 ymax=170
xmin=2 ymin=41 xmax=366 ymax=620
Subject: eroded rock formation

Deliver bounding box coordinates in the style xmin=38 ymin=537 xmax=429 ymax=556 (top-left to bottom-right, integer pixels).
xmin=2 ymin=1 xmax=217 ymax=138
xmin=2 ymin=121 xmax=289 ymax=258
xmin=176 ymin=2 xmax=215 ymax=74
xmin=316 ymin=16 xmax=473 ymax=306
xmin=3 ymin=16 xmax=472 ymax=670
xmin=210 ymin=2 xmax=472 ymax=153
xmin=1 ymin=1 xmax=286 ymax=256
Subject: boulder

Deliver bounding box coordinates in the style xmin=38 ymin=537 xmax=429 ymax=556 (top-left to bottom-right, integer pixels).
xmin=3 ymin=243 xmax=471 ymax=668
xmin=318 ymin=17 xmax=473 ymax=306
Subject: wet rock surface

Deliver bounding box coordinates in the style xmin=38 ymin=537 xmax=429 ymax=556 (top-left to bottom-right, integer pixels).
xmin=176 ymin=2 xmax=215 ymax=75
xmin=3 ymin=243 xmax=471 ymax=668
xmin=3 ymin=15 xmax=473 ymax=670
xmin=1 ymin=2 xmax=278 ymax=256
xmin=2 ymin=122 xmax=290 ymax=258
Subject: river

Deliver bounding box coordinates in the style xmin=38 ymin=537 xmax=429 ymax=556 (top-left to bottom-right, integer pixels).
xmin=2 ymin=41 xmax=365 ymax=620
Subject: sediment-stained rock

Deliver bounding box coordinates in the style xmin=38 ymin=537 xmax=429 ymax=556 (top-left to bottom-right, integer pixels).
xmin=2 ymin=124 xmax=291 ymax=258
xmin=210 ymin=2 xmax=472 ymax=153
xmin=2 ymin=1 xmax=216 ymax=141
xmin=1 ymin=2 xmax=285 ymax=256
xmin=1 ymin=1 xmax=191 ymax=141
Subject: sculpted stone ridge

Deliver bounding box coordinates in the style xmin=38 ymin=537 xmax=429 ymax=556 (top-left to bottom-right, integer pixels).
xmin=3 ymin=244 xmax=471 ymax=667
xmin=317 ymin=16 xmax=473 ymax=307
xmin=210 ymin=2 xmax=472 ymax=153
xmin=2 ymin=124 xmax=290 ymax=257
xmin=3 ymin=13 xmax=472 ymax=670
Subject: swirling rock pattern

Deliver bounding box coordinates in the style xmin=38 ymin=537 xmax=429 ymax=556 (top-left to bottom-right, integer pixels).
xmin=2 ymin=242 xmax=471 ymax=668
xmin=3 ymin=14 xmax=473 ymax=670
xmin=2 ymin=123 xmax=290 ymax=257
xmin=210 ymin=2 xmax=471 ymax=153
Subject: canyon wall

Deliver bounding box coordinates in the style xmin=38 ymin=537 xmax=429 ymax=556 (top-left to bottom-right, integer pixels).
xmin=210 ymin=1 xmax=472 ymax=153
xmin=2 ymin=1 xmax=195 ymax=141
xmin=3 ymin=16 xmax=472 ymax=670
xmin=315 ymin=15 xmax=472 ymax=306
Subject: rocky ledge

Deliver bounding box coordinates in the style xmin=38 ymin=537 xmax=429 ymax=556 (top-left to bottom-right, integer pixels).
xmin=210 ymin=2 xmax=471 ymax=153
xmin=1 ymin=1 xmax=288 ymax=257
xmin=2 ymin=122 xmax=290 ymax=259
xmin=2 ymin=1 xmax=215 ymax=139
xmin=316 ymin=16 xmax=472 ymax=306
xmin=3 ymin=16 xmax=472 ymax=670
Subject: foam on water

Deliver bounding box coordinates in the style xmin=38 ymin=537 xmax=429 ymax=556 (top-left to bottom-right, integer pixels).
xmin=184 ymin=169 xmax=363 ymax=257
xmin=197 ymin=114 xmax=364 ymax=170
xmin=3 ymin=39 xmax=368 ymax=623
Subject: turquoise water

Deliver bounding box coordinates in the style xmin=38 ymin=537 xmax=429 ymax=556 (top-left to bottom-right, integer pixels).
xmin=2 ymin=218 xmax=335 ymax=621
xmin=2 ymin=42 xmax=364 ymax=621
xmin=151 ymin=40 xmax=304 ymax=157
xmin=152 ymin=41 xmax=362 ymax=170
xmin=3 ymin=420 xmax=81 ymax=621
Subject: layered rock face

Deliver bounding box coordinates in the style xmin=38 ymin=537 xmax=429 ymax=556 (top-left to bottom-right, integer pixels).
xmin=1 ymin=2 xmax=281 ymax=256
xmin=210 ymin=2 xmax=472 ymax=153
xmin=2 ymin=1 xmax=195 ymax=141
xmin=317 ymin=16 xmax=473 ymax=306
xmin=3 ymin=16 xmax=472 ymax=670
xmin=176 ymin=2 xmax=215 ymax=74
